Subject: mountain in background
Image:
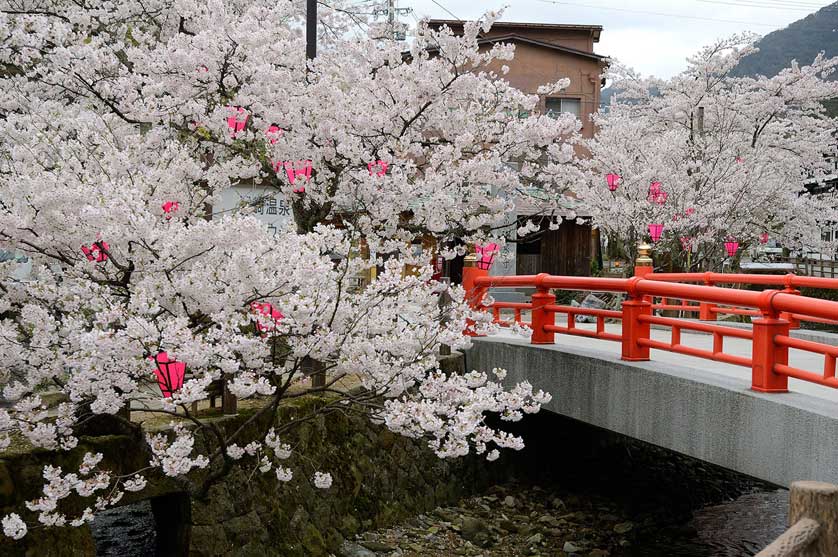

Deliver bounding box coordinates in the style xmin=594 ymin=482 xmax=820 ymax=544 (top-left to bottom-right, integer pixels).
xmin=730 ymin=1 xmax=838 ymax=79
xmin=600 ymin=3 xmax=838 ymax=114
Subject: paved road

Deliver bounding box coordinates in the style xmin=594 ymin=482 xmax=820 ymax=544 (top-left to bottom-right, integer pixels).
xmin=491 ymin=320 xmax=838 ymax=404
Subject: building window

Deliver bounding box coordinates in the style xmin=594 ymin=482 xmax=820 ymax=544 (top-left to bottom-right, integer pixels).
xmin=545 ymin=97 xmax=581 ymax=119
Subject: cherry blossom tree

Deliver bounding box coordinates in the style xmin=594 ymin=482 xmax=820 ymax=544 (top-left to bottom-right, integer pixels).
xmin=0 ymin=0 xmax=576 ymax=538
xmin=578 ymin=34 xmax=838 ymax=271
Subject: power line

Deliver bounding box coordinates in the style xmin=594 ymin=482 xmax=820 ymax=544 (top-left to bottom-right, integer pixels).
xmin=429 ymin=0 xmax=462 ymax=21
xmin=695 ymin=0 xmax=838 ymax=11
xmin=533 ymin=0 xmax=791 ymax=27
xmin=704 ymin=0 xmax=830 ymax=7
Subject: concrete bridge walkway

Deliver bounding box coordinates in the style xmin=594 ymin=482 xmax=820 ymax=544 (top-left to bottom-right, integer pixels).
xmin=492 ymin=320 xmax=838 ymax=403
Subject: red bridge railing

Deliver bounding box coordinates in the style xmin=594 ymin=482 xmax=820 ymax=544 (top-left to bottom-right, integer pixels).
xmin=643 ymin=272 xmax=838 ymax=328
xmin=466 ymin=271 xmax=838 ymax=393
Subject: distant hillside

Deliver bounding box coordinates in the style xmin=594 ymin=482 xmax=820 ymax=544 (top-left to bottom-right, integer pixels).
xmin=731 ymin=1 xmax=838 ymax=79
xmin=600 ymin=4 xmax=838 ymax=114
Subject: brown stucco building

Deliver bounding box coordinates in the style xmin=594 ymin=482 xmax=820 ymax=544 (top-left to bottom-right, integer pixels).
xmin=428 ymin=20 xmax=608 ymax=278
xmin=428 ymin=20 xmax=606 ymax=140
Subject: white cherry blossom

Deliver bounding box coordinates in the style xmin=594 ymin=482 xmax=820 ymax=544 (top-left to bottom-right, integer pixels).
xmin=0 ymin=0 xmax=567 ymax=537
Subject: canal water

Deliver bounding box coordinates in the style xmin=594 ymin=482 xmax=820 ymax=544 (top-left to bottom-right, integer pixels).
xmin=91 ymin=500 xmax=155 ymax=557
xmin=633 ymin=489 xmax=787 ymax=555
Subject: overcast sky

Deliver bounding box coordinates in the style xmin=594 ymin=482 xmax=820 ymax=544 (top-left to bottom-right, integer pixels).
xmin=388 ymin=0 xmax=835 ymax=78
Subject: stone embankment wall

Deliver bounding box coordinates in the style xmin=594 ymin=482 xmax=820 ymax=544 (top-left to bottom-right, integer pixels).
xmin=0 ymin=352 xmax=489 ymax=556
xmin=187 ymin=399 xmax=490 ymax=557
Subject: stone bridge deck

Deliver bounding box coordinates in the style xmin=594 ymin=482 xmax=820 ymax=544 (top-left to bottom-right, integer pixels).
xmin=467 ymin=324 xmax=838 ymax=488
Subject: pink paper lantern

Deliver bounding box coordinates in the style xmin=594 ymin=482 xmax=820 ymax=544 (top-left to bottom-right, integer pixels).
xmin=283 ymin=160 xmax=312 ymax=193
xmin=81 ymin=241 xmax=109 ymax=262
xmin=265 ymin=125 xmax=283 ymax=145
xmin=368 ymin=161 xmax=389 ymax=177
xmin=162 ymin=201 xmax=179 ymax=218
xmin=735 ymin=156 xmax=744 ymax=164
xmin=151 ymin=351 xmax=186 ymax=398
xmin=648 ymin=223 xmax=664 ymax=243
xmin=724 ymin=239 xmax=739 ymax=258
xmin=685 ymin=207 xmax=695 ymax=216
xmin=759 ymin=233 xmax=769 ymax=244
xmin=606 ymin=173 xmax=620 ymax=191
xmin=250 ymin=301 xmax=284 ymax=334
xmin=475 ymin=243 xmax=499 ymax=271
xmin=648 ymin=181 xmax=667 ymax=205
xmin=226 ymin=106 xmax=249 ymax=138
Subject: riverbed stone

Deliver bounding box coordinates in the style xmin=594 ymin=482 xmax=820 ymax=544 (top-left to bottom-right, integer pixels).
xmin=340 ymin=540 xmax=377 ymax=557
xmin=526 ymin=532 xmax=543 ymax=544
xmin=360 ymin=539 xmax=396 ymax=552
xmin=537 ymin=514 xmax=560 ymax=527
xmin=613 ymin=521 xmax=634 ymax=534
xmin=563 ymin=541 xmax=582 ymax=553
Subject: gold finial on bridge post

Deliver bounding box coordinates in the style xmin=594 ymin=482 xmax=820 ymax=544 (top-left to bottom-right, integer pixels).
xmin=634 ymin=242 xmax=654 ymax=278
xmin=463 ymin=246 xmax=478 ymax=268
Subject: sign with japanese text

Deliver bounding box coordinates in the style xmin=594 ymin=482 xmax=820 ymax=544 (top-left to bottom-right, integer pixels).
xmin=217 ymin=186 xmax=294 ymax=236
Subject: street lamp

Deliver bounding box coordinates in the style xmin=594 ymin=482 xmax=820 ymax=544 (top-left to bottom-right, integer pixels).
xmin=151 ymin=351 xmax=186 ymax=398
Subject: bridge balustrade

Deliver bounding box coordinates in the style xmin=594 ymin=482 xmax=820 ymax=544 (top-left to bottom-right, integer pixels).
xmin=468 ymin=271 xmax=838 ymax=394
xmin=644 ymin=272 xmax=838 ymax=328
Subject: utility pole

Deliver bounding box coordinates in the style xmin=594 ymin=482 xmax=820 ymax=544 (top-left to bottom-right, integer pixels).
xmin=373 ymin=0 xmax=412 ymax=40
xmin=387 ymin=0 xmax=395 ymax=40
xmin=306 ymin=0 xmax=317 ymax=61
xmin=304 ymin=0 xmax=326 ymax=389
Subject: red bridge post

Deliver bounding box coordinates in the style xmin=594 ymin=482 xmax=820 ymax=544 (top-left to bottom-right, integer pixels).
xmin=752 ymin=291 xmax=790 ymax=392
xmin=622 ymin=289 xmax=651 ymax=361
xmin=531 ymin=273 xmax=555 ymax=344
xmin=779 ymin=274 xmax=801 ymax=330
xmin=624 ymin=245 xmax=653 ymax=361
xmin=699 ymin=272 xmax=717 ymax=321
